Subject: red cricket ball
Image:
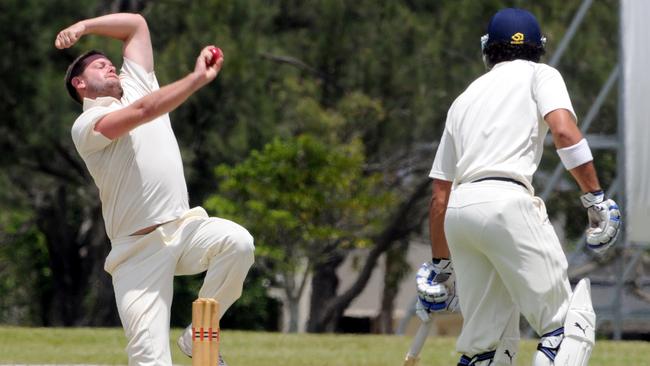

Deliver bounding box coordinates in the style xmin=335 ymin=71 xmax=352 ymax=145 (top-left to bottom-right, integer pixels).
xmin=208 ymin=47 xmax=223 ymax=66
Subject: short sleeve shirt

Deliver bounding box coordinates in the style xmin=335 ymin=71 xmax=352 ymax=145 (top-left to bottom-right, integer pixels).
xmin=429 ymin=60 xmax=576 ymax=193
xmin=71 ymin=58 xmax=189 ymax=240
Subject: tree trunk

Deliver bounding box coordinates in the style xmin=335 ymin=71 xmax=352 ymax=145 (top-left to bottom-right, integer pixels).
xmin=376 ymin=240 xmax=410 ymax=334
xmin=306 ymin=252 xmax=345 ymax=332
xmin=34 ymin=184 xmax=116 ymax=326
xmin=287 ymin=296 xmax=300 ymax=333
xmin=306 ymin=178 xmax=430 ymax=333
xmin=82 ymin=206 xmax=119 ymax=326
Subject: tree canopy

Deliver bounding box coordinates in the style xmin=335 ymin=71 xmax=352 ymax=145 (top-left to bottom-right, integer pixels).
xmin=0 ymin=0 xmax=619 ymax=330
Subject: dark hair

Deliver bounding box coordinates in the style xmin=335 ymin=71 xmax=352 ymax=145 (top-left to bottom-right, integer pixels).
xmin=64 ymin=50 xmax=108 ymax=104
xmin=483 ymin=42 xmax=545 ymax=67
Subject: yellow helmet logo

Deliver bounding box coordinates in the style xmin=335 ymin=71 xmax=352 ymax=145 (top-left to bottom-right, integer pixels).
xmin=511 ymin=32 xmax=525 ymax=44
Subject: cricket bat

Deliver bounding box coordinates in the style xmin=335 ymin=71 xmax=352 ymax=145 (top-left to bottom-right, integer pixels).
xmin=403 ymin=321 xmax=433 ymax=366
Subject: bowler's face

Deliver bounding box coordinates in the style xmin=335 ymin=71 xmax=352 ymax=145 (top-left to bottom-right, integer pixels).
xmin=84 ymin=57 xmax=118 ymax=81
xmin=77 ymin=57 xmax=123 ymax=100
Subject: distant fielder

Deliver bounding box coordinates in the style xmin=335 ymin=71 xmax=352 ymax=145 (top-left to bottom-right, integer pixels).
xmin=415 ymin=8 xmax=621 ymax=366
xmin=56 ymin=13 xmax=254 ymax=366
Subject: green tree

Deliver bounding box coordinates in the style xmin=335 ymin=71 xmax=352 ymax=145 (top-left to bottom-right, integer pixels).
xmin=204 ymin=134 xmax=394 ymax=332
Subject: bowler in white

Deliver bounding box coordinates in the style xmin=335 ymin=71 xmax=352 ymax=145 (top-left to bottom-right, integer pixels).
xmin=57 ymin=12 xmax=254 ymax=366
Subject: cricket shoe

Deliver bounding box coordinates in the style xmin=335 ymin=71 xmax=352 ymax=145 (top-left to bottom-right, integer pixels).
xmin=177 ymin=325 xmax=228 ymax=366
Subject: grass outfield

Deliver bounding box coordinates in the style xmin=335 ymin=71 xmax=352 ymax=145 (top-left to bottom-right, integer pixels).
xmin=0 ymin=327 xmax=648 ymax=365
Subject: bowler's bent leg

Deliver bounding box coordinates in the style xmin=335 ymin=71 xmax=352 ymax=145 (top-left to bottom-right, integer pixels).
xmin=176 ymin=217 xmax=255 ymax=317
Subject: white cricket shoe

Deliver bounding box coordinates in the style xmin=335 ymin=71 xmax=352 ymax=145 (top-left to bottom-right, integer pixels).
xmin=177 ymin=325 xmax=228 ymax=366
xmin=177 ymin=325 xmax=193 ymax=357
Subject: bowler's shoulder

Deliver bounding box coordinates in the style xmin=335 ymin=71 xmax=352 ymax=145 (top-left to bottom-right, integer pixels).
xmin=120 ymin=57 xmax=159 ymax=99
xmin=71 ymin=101 xmax=121 ymax=137
xmin=72 ymin=106 xmax=102 ymax=130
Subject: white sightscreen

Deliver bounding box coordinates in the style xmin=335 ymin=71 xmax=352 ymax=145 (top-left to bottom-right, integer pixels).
xmin=622 ymin=0 xmax=650 ymax=243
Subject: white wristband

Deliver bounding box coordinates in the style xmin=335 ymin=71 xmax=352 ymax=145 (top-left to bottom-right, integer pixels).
xmin=556 ymin=138 xmax=593 ymax=170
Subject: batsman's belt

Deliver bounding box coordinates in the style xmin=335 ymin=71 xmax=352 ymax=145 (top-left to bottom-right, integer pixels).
xmin=472 ymin=177 xmax=527 ymax=189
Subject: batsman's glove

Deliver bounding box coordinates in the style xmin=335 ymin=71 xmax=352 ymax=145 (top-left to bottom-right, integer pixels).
xmin=580 ymin=191 xmax=621 ymax=254
xmin=415 ymin=259 xmax=459 ymax=321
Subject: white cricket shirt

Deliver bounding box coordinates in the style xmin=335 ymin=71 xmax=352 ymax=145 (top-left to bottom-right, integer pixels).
xmin=71 ymin=58 xmax=189 ymax=240
xmin=429 ymin=60 xmax=576 ymax=192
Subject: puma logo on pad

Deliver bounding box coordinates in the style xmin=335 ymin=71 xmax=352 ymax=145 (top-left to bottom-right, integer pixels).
xmin=504 ymin=350 xmax=515 ymax=363
xmin=574 ymin=322 xmax=589 ymax=335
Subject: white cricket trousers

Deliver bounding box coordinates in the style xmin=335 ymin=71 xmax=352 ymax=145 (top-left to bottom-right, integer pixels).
xmin=445 ymin=181 xmax=572 ymax=360
xmin=105 ymin=207 xmax=255 ymax=366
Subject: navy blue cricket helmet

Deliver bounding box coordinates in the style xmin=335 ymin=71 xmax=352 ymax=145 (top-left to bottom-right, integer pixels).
xmin=481 ymin=8 xmax=546 ymax=52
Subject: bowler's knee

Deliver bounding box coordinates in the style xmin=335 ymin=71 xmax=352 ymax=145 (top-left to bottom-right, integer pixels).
xmin=227 ymin=225 xmax=255 ymax=266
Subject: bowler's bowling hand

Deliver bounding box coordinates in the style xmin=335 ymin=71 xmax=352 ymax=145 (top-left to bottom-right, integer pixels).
xmin=194 ymin=45 xmax=224 ymax=85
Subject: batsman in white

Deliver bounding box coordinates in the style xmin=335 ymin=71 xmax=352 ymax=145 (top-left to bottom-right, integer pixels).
xmin=55 ymin=13 xmax=254 ymax=366
xmin=415 ymin=8 xmax=621 ymax=366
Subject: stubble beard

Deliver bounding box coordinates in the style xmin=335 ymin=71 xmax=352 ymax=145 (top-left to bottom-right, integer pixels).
xmin=86 ymin=78 xmax=124 ymax=100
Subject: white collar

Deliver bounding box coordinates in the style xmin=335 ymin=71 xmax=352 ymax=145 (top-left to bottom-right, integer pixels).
xmin=82 ymin=96 xmax=121 ymax=111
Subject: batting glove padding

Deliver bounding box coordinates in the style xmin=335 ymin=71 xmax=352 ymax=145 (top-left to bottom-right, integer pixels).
xmin=415 ymin=259 xmax=458 ymax=321
xmin=580 ymin=191 xmax=621 ymax=254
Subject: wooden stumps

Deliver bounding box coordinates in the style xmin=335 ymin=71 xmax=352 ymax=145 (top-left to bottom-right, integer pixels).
xmin=192 ymin=298 xmax=220 ymax=366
